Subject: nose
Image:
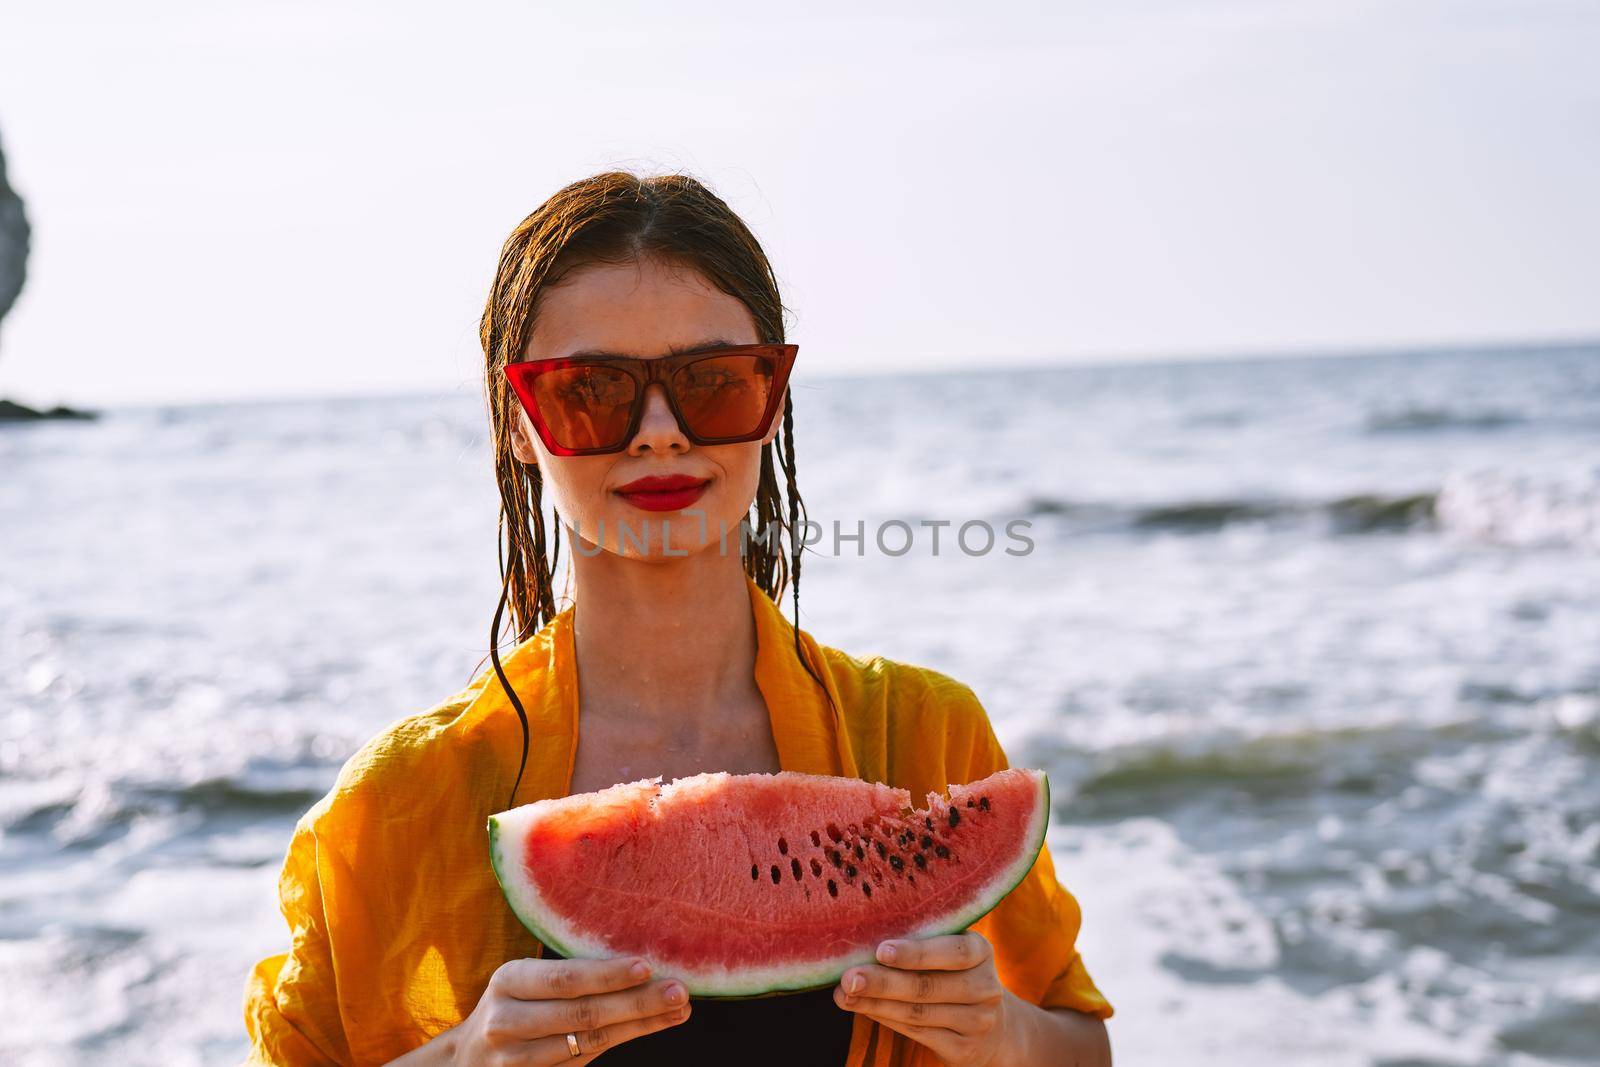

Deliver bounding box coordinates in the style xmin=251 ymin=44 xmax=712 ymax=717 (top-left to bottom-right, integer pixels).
xmin=626 ymin=383 xmax=691 ymax=456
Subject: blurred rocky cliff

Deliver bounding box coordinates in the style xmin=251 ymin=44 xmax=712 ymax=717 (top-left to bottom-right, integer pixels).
xmin=1 ymin=127 xmax=91 ymax=421
xmin=0 ymin=130 xmax=27 ymax=335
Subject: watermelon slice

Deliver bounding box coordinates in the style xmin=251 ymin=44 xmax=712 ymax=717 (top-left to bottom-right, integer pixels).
xmin=487 ymin=767 xmax=1049 ymax=997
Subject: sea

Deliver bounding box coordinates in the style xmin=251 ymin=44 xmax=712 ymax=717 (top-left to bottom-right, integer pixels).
xmin=2 ymin=343 xmax=1597 ymax=1066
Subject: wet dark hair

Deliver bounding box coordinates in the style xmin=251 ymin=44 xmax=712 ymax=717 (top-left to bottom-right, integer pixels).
xmin=476 ymin=171 xmax=827 ymax=810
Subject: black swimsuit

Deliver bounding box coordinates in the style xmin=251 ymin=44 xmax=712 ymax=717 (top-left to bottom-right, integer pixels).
xmin=541 ymin=948 xmax=856 ymax=1065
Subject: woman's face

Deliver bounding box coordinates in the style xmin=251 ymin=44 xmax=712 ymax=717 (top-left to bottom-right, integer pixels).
xmin=509 ymin=255 xmax=781 ymax=560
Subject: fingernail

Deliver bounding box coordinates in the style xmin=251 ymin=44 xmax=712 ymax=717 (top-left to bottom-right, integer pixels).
xmin=665 ymin=983 xmax=685 ymax=1004
xmin=630 ymin=960 xmax=651 ymax=980
xmin=847 ymin=973 xmax=863 ymax=994
xmin=878 ymin=943 xmax=898 ymax=963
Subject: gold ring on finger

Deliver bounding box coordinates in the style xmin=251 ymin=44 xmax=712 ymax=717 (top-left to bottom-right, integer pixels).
xmin=566 ymin=1032 xmax=582 ymax=1057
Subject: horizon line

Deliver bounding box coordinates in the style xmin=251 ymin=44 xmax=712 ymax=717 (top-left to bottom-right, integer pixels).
xmin=7 ymin=332 xmax=1596 ymax=414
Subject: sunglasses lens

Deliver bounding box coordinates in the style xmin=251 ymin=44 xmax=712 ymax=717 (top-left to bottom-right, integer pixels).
xmin=671 ymin=355 xmax=775 ymax=440
xmin=531 ymin=365 xmax=639 ymax=452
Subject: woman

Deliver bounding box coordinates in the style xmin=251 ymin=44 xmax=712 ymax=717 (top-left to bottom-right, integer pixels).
xmin=243 ymin=172 xmax=1113 ymax=1066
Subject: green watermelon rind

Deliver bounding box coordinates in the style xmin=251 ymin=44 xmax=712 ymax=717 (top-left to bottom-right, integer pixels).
xmin=486 ymin=770 xmax=1051 ymax=999
xmin=487 ymin=817 xmax=570 ymax=966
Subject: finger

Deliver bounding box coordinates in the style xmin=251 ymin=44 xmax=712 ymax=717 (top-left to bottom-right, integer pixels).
xmin=876 ymin=932 xmax=992 ymax=972
xmin=494 ymin=956 xmax=653 ymax=1000
xmin=516 ymin=979 xmax=688 ymax=1038
xmin=526 ymin=1004 xmax=691 ymax=1064
xmin=832 ymin=987 xmax=994 ymax=1034
xmin=837 ymin=964 xmax=991 ymax=1005
xmin=841 ymin=1005 xmax=963 ymax=1063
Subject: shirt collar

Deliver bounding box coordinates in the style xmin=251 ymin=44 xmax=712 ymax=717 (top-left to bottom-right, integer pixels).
xmin=746 ymin=573 xmax=857 ymax=779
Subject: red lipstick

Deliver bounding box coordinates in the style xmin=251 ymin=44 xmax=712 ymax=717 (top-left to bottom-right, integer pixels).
xmin=614 ymin=474 xmax=710 ymax=512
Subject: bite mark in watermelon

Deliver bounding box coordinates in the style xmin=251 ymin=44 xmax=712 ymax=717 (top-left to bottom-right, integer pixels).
xmin=487 ymin=767 xmax=1050 ymax=997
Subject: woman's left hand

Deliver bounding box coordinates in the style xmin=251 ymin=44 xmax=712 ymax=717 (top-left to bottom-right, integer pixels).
xmin=832 ymin=932 xmax=1015 ymax=1067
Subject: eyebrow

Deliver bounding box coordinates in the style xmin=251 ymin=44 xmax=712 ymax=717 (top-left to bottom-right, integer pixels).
xmin=561 ymin=339 xmax=743 ymax=360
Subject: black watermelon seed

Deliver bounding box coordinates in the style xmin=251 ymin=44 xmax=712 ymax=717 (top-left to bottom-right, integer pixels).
xmin=811 ymin=830 xmax=822 ymax=847
xmin=948 ymin=808 xmax=961 ymax=829
xmin=828 ymin=849 xmax=842 ymax=867
xmin=770 ymin=865 xmax=782 ymax=884
xmin=862 ymin=882 xmax=873 ymax=898
xmin=874 ymin=841 xmax=887 ymax=859
xmin=778 ymin=837 xmax=789 ymax=855
xmin=914 ymin=853 xmax=927 ymax=870
xmin=791 ymin=858 xmax=803 ymax=881
xmin=966 ymin=798 xmax=975 ymax=808
xmin=935 ymin=844 xmax=950 ymax=859
xmin=810 ymin=858 xmax=822 ymax=877
xmin=979 ymin=796 xmax=990 ymax=811
xmin=924 ymin=816 xmax=934 ymax=831
xmin=919 ymin=834 xmax=933 ymax=850
xmin=853 ymin=844 xmax=865 ymax=861
xmin=845 ymin=863 xmax=857 ymax=879
xmin=827 ymin=879 xmax=838 ymax=898
xmin=889 ymin=854 xmax=904 ymax=872
xmin=826 ymin=823 xmax=844 ymax=843
xmin=751 ymin=864 xmax=758 ymax=881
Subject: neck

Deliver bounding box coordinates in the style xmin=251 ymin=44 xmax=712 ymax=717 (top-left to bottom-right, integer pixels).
xmin=567 ymin=542 xmax=758 ymax=724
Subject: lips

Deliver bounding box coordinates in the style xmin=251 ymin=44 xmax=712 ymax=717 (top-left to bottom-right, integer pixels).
xmin=614 ymin=474 xmax=711 ymax=512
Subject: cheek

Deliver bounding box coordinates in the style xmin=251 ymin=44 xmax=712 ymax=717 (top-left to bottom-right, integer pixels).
xmin=711 ymin=445 xmax=765 ymax=523
xmin=534 ymin=456 xmax=611 ymax=532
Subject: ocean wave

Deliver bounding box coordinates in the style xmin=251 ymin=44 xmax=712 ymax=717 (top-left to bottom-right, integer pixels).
xmin=1023 ymin=469 xmax=1600 ymax=551
xmin=1022 ymin=491 xmax=1439 ymax=535
xmin=1132 ymin=500 xmax=1291 ymax=531
xmin=1035 ymin=707 xmax=1600 ymax=1062
xmin=1364 ymin=406 xmax=1526 ymax=433
xmin=2 ymin=770 xmax=329 ymax=845
xmin=1040 ymin=719 xmax=1486 ymax=806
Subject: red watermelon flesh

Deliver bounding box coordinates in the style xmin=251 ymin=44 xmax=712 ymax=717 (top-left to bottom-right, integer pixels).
xmin=487 ymin=767 xmax=1049 ymax=997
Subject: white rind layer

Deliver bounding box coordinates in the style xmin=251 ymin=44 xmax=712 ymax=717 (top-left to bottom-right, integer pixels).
xmin=486 ymin=769 xmax=1051 ymax=998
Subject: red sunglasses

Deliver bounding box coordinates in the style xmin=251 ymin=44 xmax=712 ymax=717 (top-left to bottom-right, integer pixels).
xmin=503 ymin=343 xmax=797 ymax=457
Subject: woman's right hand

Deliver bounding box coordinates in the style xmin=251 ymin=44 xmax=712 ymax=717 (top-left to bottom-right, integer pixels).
xmin=451 ymin=955 xmax=690 ymax=1065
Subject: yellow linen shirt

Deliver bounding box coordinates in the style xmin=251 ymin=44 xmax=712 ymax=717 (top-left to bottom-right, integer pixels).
xmin=243 ymin=574 xmax=1113 ymax=1066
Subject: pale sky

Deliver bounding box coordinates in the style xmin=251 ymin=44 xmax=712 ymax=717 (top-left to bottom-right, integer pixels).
xmin=0 ymin=0 xmax=1596 ymax=407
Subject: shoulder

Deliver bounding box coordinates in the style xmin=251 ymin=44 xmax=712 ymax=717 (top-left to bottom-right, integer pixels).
xmin=815 ymin=644 xmax=1005 ymax=789
xmin=819 ymin=643 xmax=988 ymax=725
xmin=302 ymin=678 xmax=490 ymax=837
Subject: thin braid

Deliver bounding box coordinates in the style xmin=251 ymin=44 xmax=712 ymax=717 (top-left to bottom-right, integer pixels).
xmin=748 ymin=423 xmax=785 ymax=593
xmin=778 ymin=394 xmax=834 ymax=706
xmin=488 ymin=454 xmax=557 ymax=810
xmin=489 ymin=568 xmax=531 ymax=811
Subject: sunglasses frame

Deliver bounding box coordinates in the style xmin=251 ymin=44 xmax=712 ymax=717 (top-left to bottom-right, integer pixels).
xmin=503 ymin=343 xmax=798 ymax=457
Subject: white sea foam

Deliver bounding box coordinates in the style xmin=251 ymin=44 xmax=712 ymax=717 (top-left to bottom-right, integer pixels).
xmin=1436 ymin=465 xmax=1600 ymax=551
